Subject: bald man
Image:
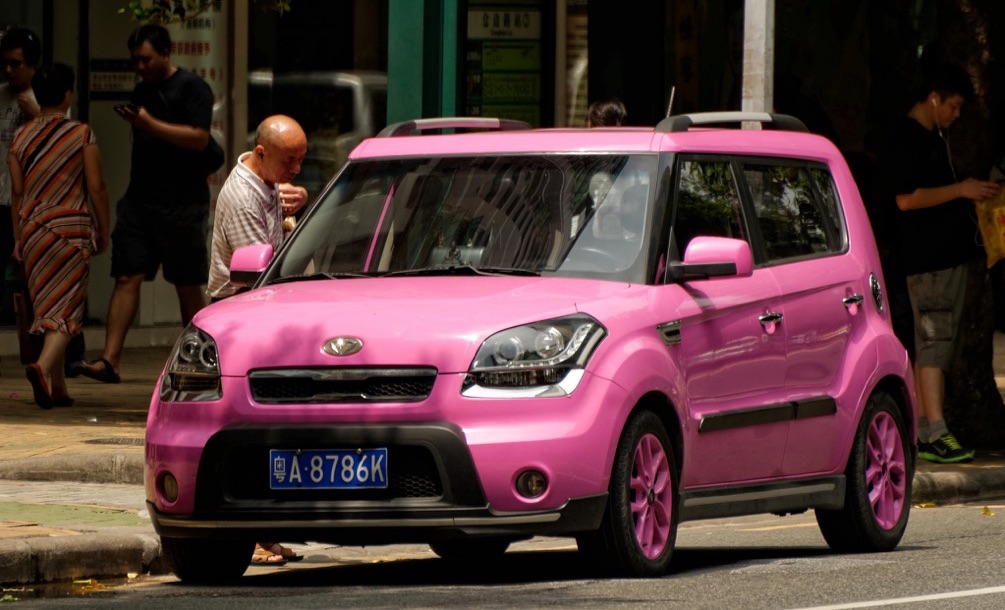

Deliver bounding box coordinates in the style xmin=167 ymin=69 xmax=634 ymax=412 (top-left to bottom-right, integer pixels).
xmin=207 ymin=114 xmax=308 ymax=300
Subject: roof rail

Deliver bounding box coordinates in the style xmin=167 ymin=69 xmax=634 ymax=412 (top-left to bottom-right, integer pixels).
xmin=378 ymin=117 xmax=532 ymax=137
xmin=656 ymin=112 xmax=808 ymax=133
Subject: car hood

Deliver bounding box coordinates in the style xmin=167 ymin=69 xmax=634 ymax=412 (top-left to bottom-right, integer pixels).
xmin=193 ymin=276 xmax=634 ymax=376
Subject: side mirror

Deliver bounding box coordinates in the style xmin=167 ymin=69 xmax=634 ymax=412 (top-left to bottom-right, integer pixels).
xmin=668 ymin=236 xmax=753 ymax=280
xmin=230 ymin=243 xmax=274 ymax=287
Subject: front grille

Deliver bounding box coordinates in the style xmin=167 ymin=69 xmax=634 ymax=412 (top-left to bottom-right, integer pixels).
xmin=249 ymin=367 xmax=437 ymax=403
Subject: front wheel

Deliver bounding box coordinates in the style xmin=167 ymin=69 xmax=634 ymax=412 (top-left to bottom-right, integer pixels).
xmin=161 ymin=538 xmax=255 ymax=584
xmin=578 ymin=410 xmax=678 ymax=576
xmin=816 ymin=391 xmax=912 ymax=552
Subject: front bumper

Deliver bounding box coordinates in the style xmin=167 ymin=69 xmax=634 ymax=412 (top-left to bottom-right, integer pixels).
xmin=146 ymin=422 xmax=609 ymax=544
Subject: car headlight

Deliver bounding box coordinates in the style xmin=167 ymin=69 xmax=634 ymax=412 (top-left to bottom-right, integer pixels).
xmin=465 ymin=315 xmax=606 ymax=394
xmin=159 ymin=325 xmax=221 ymax=402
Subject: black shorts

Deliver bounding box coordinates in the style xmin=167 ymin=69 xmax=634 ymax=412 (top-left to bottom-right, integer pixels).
xmin=110 ymin=197 xmax=209 ymax=285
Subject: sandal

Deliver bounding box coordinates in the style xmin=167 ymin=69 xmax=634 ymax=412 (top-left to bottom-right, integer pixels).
xmin=259 ymin=542 xmax=304 ymax=562
xmin=251 ymin=545 xmax=288 ymax=566
xmin=25 ymin=364 xmax=53 ymax=410
xmin=78 ymin=358 xmax=121 ymax=384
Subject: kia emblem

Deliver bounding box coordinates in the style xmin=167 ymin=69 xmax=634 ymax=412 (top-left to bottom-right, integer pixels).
xmin=322 ymin=337 xmax=363 ymax=356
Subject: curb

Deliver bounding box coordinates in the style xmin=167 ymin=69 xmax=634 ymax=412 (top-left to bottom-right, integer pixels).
xmin=0 ymin=533 xmax=168 ymax=585
xmin=0 ymin=455 xmax=144 ymax=485
xmin=912 ymin=469 xmax=1005 ymax=505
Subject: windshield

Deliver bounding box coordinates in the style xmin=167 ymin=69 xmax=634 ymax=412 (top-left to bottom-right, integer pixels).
xmin=266 ymin=153 xmax=658 ymax=284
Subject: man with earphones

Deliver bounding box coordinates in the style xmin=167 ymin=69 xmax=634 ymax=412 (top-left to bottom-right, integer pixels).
xmin=885 ymin=63 xmax=1000 ymax=463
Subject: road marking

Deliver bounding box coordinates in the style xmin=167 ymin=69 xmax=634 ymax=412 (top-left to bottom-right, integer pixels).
xmin=737 ymin=522 xmax=818 ymax=532
xmin=792 ymin=585 xmax=1005 ymax=609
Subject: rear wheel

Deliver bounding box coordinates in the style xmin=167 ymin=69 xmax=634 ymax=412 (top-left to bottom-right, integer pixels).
xmin=816 ymin=391 xmax=912 ymax=552
xmin=578 ymin=410 xmax=678 ymax=576
xmin=161 ymin=538 xmax=254 ymax=584
xmin=429 ymin=538 xmax=511 ymax=560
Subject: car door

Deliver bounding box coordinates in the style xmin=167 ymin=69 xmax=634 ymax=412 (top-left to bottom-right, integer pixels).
xmin=667 ymin=156 xmax=790 ymax=488
xmin=741 ymin=161 xmax=858 ymax=475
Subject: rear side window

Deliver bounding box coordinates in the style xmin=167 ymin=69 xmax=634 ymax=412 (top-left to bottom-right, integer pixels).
xmin=742 ymin=162 xmax=845 ymax=262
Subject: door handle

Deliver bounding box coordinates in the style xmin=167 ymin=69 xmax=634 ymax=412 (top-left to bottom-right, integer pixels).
xmin=843 ymin=294 xmax=864 ymax=314
xmin=758 ymin=312 xmax=783 ymax=334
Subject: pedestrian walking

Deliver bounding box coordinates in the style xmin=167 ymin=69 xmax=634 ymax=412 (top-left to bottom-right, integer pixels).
xmin=9 ymin=63 xmax=110 ymax=408
xmin=79 ymin=24 xmax=215 ymax=385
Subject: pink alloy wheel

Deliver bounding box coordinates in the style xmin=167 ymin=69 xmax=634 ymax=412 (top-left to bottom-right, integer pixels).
xmin=865 ymin=410 xmax=907 ymax=529
xmin=631 ymin=433 xmax=673 ymax=559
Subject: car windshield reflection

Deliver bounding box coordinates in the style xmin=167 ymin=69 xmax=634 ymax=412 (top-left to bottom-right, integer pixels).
xmin=267 ymin=154 xmax=658 ymax=285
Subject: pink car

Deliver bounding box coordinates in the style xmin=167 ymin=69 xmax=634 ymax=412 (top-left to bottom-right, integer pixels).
xmin=146 ymin=113 xmax=916 ymax=583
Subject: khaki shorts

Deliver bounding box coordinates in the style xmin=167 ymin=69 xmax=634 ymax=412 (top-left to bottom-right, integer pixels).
xmin=906 ymin=264 xmax=967 ymax=369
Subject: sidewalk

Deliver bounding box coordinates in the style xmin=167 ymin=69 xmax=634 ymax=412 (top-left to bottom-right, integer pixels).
xmin=2 ymin=341 xmax=1005 ymax=586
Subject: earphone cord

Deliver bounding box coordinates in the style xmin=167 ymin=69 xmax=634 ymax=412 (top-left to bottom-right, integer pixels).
xmin=934 ymin=101 xmax=981 ymax=245
xmin=932 ymin=99 xmax=958 ymax=182
xmin=940 ymin=132 xmax=958 ymax=182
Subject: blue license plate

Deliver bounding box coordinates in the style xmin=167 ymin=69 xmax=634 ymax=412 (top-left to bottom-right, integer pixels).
xmin=270 ymin=448 xmax=388 ymax=490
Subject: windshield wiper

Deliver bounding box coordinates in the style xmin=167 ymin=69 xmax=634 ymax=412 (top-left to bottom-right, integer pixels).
xmin=383 ymin=265 xmax=540 ymax=277
xmin=269 ymin=271 xmax=370 ymax=285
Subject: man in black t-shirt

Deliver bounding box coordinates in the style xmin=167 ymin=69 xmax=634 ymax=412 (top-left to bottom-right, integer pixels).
xmin=885 ymin=64 xmax=1000 ymax=463
xmin=80 ymin=25 xmax=214 ymax=384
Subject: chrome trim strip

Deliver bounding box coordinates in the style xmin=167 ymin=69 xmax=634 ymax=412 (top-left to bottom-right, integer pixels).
xmin=461 ymin=369 xmax=585 ymax=398
xmin=249 ymin=367 xmax=437 ymax=380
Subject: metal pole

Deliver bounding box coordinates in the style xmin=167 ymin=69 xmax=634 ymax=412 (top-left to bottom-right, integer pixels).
xmin=742 ymin=0 xmax=774 ymax=114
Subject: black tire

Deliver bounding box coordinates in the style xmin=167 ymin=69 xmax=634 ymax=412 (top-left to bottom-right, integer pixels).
xmin=816 ymin=391 xmax=913 ymax=552
xmin=161 ymin=538 xmax=255 ymax=584
xmin=578 ymin=410 xmax=678 ymax=577
xmin=429 ymin=538 xmax=511 ymax=560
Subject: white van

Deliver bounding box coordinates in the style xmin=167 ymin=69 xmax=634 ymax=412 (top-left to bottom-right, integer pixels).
xmin=248 ymin=69 xmax=388 ymax=199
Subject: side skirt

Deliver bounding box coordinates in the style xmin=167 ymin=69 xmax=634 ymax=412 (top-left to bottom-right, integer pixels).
xmin=679 ymin=475 xmax=846 ymax=521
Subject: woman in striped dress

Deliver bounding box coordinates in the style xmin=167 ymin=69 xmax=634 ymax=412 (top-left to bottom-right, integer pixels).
xmin=9 ymin=63 xmax=109 ymax=408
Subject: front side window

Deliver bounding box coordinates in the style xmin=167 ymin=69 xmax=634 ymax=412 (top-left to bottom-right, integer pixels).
xmin=671 ymin=158 xmax=746 ymax=259
xmin=266 ymin=153 xmax=658 ymax=284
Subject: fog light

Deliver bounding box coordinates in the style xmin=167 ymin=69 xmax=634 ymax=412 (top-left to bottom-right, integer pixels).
xmin=161 ymin=473 xmax=179 ymax=503
xmin=516 ymin=470 xmax=548 ymax=498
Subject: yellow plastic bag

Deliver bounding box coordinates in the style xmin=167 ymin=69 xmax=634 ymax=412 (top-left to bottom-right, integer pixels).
xmin=976 ymin=188 xmax=1005 ymax=268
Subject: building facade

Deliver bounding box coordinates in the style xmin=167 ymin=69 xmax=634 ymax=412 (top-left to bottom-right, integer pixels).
xmin=0 ymin=0 xmax=996 ymax=354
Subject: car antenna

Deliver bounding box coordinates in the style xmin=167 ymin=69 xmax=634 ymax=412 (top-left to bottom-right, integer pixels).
xmin=665 ymin=85 xmax=676 ymax=118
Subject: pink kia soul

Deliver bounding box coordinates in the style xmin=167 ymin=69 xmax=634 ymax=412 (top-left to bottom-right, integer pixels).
xmin=146 ymin=113 xmax=916 ymax=583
